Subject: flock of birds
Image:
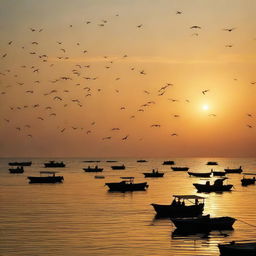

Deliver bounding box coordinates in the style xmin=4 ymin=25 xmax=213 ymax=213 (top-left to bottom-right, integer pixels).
xmin=0 ymin=9 xmax=255 ymax=143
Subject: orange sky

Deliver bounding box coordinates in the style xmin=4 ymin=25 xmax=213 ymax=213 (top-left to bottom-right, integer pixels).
xmin=0 ymin=0 xmax=256 ymax=157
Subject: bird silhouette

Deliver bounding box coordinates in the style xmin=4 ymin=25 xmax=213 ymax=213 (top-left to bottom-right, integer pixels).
xmin=202 ymin=90 xmax=209 ymax=95
xmin=223 ymin=28 xmax=236 ymax=32
xmin=190 ymin=26 xmax=201 ymax=29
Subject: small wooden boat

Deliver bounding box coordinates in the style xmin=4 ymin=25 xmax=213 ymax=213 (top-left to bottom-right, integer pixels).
xmin=9 ymin=166 xmax=24 ymax=174
xmin=193 ymin=178 xmax=233 ymax=192
xmin=188 ymin=171 xmax=211 ymax=177
xmin=8 ymin=161 xmax=32 ymax=166
xmin=171 ymin=215 xmax=236 ymax=232
xmin=143 ymin=169 xmax=164 ymax=177
xmin=44 ymin=161 xmax=65 ymax=168
xmin=27 ymin=171 xmax=64 ymax=183
xmin=206 ymin=161 xmax=218 ymax=165
xmin=105 ymin=177 xmax=148 ymax=192
xmin=218 ymin=240 xmax=256 ymax=256
xmin=83 ymin=166 xmax=103 ymax=172
xmin=137 ymin=159 xmax=147 ymax=163
xmin=111 ymin=164 xmax=125 ymax=170
xmin=171 ymin=166 xmax=189 ymax=171
xmin=225 ymin=166 xmax=243 ymax=174
xmin=241 ymin=173 xmax=256 ymax=186
xmin=151 ymin=195 xmax=205 ymax=217
xmin=162 ymin=160 xmax=175 ymax=165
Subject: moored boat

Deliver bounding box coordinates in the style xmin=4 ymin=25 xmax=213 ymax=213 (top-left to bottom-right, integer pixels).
xmin=111 ymin=164 xmax=125 ymax=170
xmin=83 ymin=160 xmax=101 ymax=163
xmin=218 ymin=240 xmax=256 ymax=256
xmin=27 ymin=171 xmax=64 ymax=183
xmin=9 ymin=166 xmax=24 ymax=174
xmin=105 ymin=177 xmax=148 ymax=192
xmin=171 ymin=215 xmax=236 ymax=232
xmin=8 ymin=161 xmax=32 ymax=166
xmin=193 ymin=178 xmax=233 ymax=192
xmin=211 ymin=169 xmax=226 ymax=176
xmin=188 ymin=171 xmax=211 ymax=177
xmin=143 ymin=169 xmax=164 ymax=177
xmin=151 ymin=195 xmax=205 ymax=217
xmin=137 ymin=159 xmax=147 ymax=163
xmin=162 ymin=160 xmax=175 ymax=165
xmin=206 ymin=161 xmax=218 ymax=165
xmin=225 ymin=166 xmax=243 ymax=174
xmin=44 ymin=161 xmax=66 ymax=168
xmin=171 ymin=166 xmax=189 ymax=171
xmin=241 ymin=173 xmax=256 ymax=186
xmin=83 ymin=166 xmax=103 ymax=172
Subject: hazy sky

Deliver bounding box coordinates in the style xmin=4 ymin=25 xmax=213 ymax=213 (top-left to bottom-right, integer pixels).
xmin=0 ymin=0 xmax=255 ymax=157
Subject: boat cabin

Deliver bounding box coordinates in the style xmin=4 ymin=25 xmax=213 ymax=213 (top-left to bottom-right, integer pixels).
xmin=171 ymin=195 xmax=205 ymax=206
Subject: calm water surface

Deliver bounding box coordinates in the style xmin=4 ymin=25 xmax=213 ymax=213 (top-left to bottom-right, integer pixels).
xmin=1 ymin=158 xmax=256 ymax=256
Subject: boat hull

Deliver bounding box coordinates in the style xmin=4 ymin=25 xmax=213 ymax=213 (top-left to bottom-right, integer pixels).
xmin=8 ymin=161 xmax=32 ymax=166
xmin=241 ymin=178 xmax=256 ymax=186
xmin=9 ymin=168 xmax=24 ymax=174
xmin=143 ymin=172 xmax=164 ymax=177
xmin=105 ymin=182 xmax=148 ymax=191
xmin=171 ymin=216 xmax=236 ymax=231
xmin=212 ymin=171 xmax=226 ymax=176
xmin=111 ymin=166 xmax=125 ymax=170
xmin=27 ymin=176 xmax=64 ymax=183
xmin=151 ymin=203 xmax=204 ymax=217
xmin=218 ymin=242 xmax=256 ymax=256
xmin=188 ymin=172 xmax=211 ymax=177
xmin=171 ymin=167 xmax=189 ymax=171
xmin=83 ymin=168 xmax=103 ymax=172
xmin=225 ymin=168 xmax=242 ymax=174
xmin=193 ymin=183 xmax=233 ymax=192
xmin=44 ymin=163 xmax=65 ymax=168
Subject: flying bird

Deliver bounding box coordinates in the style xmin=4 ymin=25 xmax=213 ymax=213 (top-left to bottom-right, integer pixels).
xmin=223 ymin=28 xmax=236 ymax=32
xmin=202 ymin=90 xmax=209 ymax=95
xmin=190 ymin=26 xmax=202 ymax=29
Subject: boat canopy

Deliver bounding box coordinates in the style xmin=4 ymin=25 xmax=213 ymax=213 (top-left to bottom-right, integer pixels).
xmin=40 ymin=171 xmax=59 ymax=174
xmin=172 ymin=195 xmax=205 ymax=200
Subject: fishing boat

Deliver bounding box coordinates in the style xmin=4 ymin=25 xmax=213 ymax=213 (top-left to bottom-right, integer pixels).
xmin=171 ymin=215 xmax=236 ymax=232
xmin=193 ymin=178 xmax=233 ymax=192
xmin=151 ymin=195 xmax=205 ymax=217
xmin=206 ymin=161 xmax=218 ymax=165
xmin=241 ymin=173 xmax=256 ymax=186
xmin=224 ymin=166 xmax=243 ymax=174
xmin=83 ymin=160 xmax=101 ymax=163
xmin=137 ymin=159 xmax=147 ymax=163
xmin=27 ymin=171 xmax=64 ymax=183
xmin=218 ymin=240 xmax=256 ymax=256
xmin=8 ymin=161 xmax=32 ymax=166
xmin=171 ymin=166 xmax=189 ymax=171
xmin=83 ymin=166 xmax=103 ymax=172
xmin=44 ymin=161 xmax=66 ymax=168
xmin=143 ymin=169 xmax=164 ymax=177
xmin=105 ymin=177 xmax=148 ymax=192
xmin=111 ymin=164 xmax=125 ymax=170
xmin=9 ymin=166 xmax=24 ymax=174
xmin=106 ymin=160 xmax=117 ymax=162
xmin=162 ymin=160 xmax=175 ymax=165
xmin=188 ymin=171 xmax=211 ymax=177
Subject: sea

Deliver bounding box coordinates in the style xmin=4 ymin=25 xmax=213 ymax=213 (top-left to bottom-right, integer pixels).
xmin=0 ymin=157 xmax=256 ymax=256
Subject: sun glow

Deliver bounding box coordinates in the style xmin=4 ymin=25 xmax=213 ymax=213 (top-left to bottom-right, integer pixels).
xmin=202 ymin=104 xmax=209 ymax=111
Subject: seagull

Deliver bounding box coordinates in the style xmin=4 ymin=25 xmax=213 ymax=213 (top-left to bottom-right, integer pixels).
xmin=190 ymin=26 xmax=201 ymax=29
xmin=176 ymin=11 xmax=182 ymax=14
xmin=202 ymin=90 xmax=209 ymax=95
xmin=247 ymin=125 xmax=253 ymax=128
xmin=223 ymin=28 xmax=236 ymax=32
xmin=171 ymin=133 xmax=178 ymax=136
xmin=151 ymin=124 xmax=161 ymax=127
xmin=225 ymin=44 xmax=233 ymax=48
xmin=102 ymin=136 xmax=111 ymax=140
xmin=137 ymin=24 xmax=143 ymax=28
xmin=122 ymin=135 xmax=129 ymax=140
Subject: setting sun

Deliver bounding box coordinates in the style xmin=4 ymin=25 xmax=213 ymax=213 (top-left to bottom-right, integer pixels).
xmin=202 ymin=104 xmax=209 ymax=111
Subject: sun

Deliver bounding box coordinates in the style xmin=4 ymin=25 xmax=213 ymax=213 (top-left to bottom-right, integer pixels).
xmin=202 ymin=104 xmax=209 ymax=111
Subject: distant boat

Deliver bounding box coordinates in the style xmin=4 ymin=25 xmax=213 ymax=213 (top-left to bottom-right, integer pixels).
xmin=151 ymin=195 xmax=205 ymax=217
xmin=137 ymin=159 xmax=147 ymax=163
xmin=171 ymin=167 xmax=189 ymax=171
xmin=193 ymin=178 xmax=233 ymax=192
xmin=106 ymin=160 xmax=118 ymax=163
xmin=27 ymin=171 xmax=64 ymax=183
xmin=83 ymin=160 xmax=101 ymax=163
xmin=143 ymin=169 xmax=164 ymax=178
xmin=206 ymin=161 xmax=218 ymax=165
xmin=95 ymin=175 xmax=105 ymax=179
xmin=241 ymin=173 xmax=256 ymax=186
xmin=171 ymin=215 xmax=236 ymax=232
xmin=188 ymin=171 xmax=211 ymax=177
xmin=162 ymin=160 xmax=175 ymax=165
xmin=224 ymin=166 xmax=243 ymax=174
xmin=9 ymin=166 xmax=24 ymax=174
xmin=8 ymin=161 xmax=32 ymax=166
xmin=218 ymin=240 xmax=256 ymax=256
xmin=105 ymin=177 xmax=148 ymax=192
xmin=83 ymin=166 xmax=103 ymax=172
xmin=111 ymin=164 xmax=125 ymax=170
xmin=44 ymin=161 xmax=66 ymax=168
